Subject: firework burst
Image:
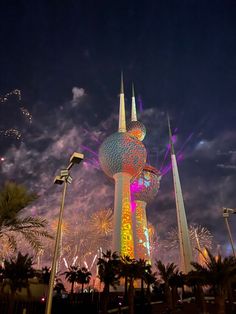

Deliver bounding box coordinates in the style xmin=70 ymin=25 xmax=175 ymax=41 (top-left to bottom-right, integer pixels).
xmin=90 ymin=208 xmax=113 ymax=236
xmin=164 ymin=224 xmax=213 ymax=261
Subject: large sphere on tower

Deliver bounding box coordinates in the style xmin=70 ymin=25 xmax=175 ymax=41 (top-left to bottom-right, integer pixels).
xmin=131 ymin=164 xmax=161 ymax=203
xmin=99 ymin=132 xmax=147 ymax=178
xmin=127 ymin=120 xmax=146 ymax=141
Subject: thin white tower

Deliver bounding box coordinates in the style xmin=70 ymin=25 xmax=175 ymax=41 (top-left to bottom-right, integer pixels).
xmin=168 ymin=116 xmax=193 ymax=273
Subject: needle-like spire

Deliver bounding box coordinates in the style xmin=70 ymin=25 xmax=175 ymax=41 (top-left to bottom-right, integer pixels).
xmin=118 ymin=72 xmax=126 ymax=132
xmin=131 ymin=83 xmax=137 ymax=122
xmin=167 ymin=114 xmax=175 ymax=155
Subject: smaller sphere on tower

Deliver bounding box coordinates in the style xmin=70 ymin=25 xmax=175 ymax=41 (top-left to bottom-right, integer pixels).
xmin=131 ymin=164 xmax=161 ymax=203
xmin=127 ymin=120 xmax=146 ymax=141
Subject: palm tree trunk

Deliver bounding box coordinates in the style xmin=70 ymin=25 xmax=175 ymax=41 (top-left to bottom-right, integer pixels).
xmin=124 ymin=276 xmax=128 ymax=304
xmin=71 ymin=281 xmax=74 ymax=294
xmin=102 ymin=283 xmax=110 ymax=314
xmin=146 ymin=283 xmax=151 ymax=305
xmin=82 ymin=283 xmax=84 ymax=294
xmin=128 ymin=279 xmax=134 ymax=314
xmin=8 ymin=292 xmax=15 ymax=314
xmin=164 ymin=285 xmax=172 ymax=310
xmin=215 ymin=295 xmax=226 ymax=314
xmin=141 ymin=278 xmax=144 ymax=295
xmin=195 ymin=285 xmax=207 ymax=314
xmin=171 ymin=286 xmax=178 ymax=308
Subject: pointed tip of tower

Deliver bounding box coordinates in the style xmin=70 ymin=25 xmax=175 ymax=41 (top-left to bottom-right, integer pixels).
xmin=132 ymin=82 xmax=135 ymax=97
xmin=118 ymin=72 xmax=126 ymax=132
xmin=120 ymin=71 xmax=124 ymax=94
xmin=167 ymin=114 xmax=175 ymax=154
xmin=131 ymin=83 xmax=137 ymax=122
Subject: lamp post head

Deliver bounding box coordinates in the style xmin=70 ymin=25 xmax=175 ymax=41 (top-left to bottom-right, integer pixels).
xmin=66 ymin=175 xmax=73 ymax=184
xmin=60 ymin=169 xmax=69 ymax=177
xmin=223 ymin=207 xmax=235 ymax=217
xmin=54 ymin=176 xmax=65 ymax=185
xmin=69 ymin=152 xmax=84 ymax=165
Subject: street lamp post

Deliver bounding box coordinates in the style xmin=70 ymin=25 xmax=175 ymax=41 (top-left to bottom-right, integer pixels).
xmin=222 ymin=207 xmax=236 ymax=258
xmin=45 ymin=152 xmax=84 ymax=314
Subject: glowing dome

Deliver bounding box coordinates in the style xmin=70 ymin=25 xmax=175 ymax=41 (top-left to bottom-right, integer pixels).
xmin=131 ymin=164 xmax=161 ymax=203
xmin=98 ymin=132 xmax=147 ymax=178
xmin=127 ymin=120 xmax=146 ymax=141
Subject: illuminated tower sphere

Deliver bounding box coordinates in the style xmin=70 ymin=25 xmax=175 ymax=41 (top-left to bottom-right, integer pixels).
xmin=127 ymin=84 xmax=146 ymax=141
xmin=131 ymin=164 xmax=161 ymax=261
xmin=99 ymin=76 xmax=147 ymax=257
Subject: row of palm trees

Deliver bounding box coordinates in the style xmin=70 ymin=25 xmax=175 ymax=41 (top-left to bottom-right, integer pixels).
xmin=95 ymin=249 xmax=236 ymax=314
xmin=96 ymin=251 xmax=156 ymax=314
xmin=0 ymin=248 xmax=236 ymax=313
xmin=63 ymin=265 xmax=91 ymax=294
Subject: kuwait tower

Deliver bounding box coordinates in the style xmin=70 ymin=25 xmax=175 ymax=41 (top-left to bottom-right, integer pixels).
xmin=127 ymin=86 xmax=161 ymax=261
xmin=168 ymin=116 xmax=193 ymax=273
xmin=99 ymin=76 xmax=147 ymax=257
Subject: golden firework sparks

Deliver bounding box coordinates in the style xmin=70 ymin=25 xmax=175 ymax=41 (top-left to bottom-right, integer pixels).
xmin=90 ymin=208 xmax=113 ymax=236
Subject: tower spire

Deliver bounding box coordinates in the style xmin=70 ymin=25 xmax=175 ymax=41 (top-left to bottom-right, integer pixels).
xmin=131 ymin=83 xmax=137 ymax=122
xmin=168 ymin=114 xmax=193 ymax=273
xmin=118 ymin=72 xmax=126 ymax=132
xmin=167 ymin=114 xmax=175 ymax=154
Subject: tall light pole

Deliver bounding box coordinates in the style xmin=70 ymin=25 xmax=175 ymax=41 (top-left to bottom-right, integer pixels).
xmin=45 ymin=152 xmax=84 ymax=314
xmin=222 ymin=207 xmax=236 ymax=258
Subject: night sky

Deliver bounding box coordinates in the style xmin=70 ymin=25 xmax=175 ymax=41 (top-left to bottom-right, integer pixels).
xmin=0 ymin=0 xmax=236 ymax=258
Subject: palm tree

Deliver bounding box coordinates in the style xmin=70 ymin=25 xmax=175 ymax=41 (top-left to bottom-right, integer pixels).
xmin=63 ymin=265 xmax=79 ymax=294
xmin=135 ymin=259 xmax=151 ymax=297
xmin=2 ymin=252 xmax=35 ymax=314
xmin=97 ymin=250 xmax=120 ymax=314
xmin=143 ymin=268 xmax=157 ymax=301
xmin=0 ymin=181 xmax=52 ymax=252
xmin=77 ymin=267 xmax=92 ymax=293
xmin=120 ymin=256 xmax=142 ymax=314
xmin=169 ymin=269 xmax=185 ymax=308
xmin=155 ymin=260 xmax=178 ymax=310
xmin=186 ymin=269 xmax=207 ymax=314
xmin=119 ymin=255 xmax=131 ymax=303
xmin=191 ymin=249 xmax=236 ymax=314
xmin=41 ymin=266 xmax=50 ymax=284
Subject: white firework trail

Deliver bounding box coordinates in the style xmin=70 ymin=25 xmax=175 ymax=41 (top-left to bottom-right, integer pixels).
xmin=90 ymin=254 xmax=97 ymax=270
xmin=63 ymin=258 xmax=69 ymax=269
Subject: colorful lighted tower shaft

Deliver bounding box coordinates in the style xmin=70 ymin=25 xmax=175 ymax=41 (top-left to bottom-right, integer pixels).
xmin=113 ymin=172 xmax=134 ymax=256
xmin=131 ymin=165 xmax=161 ymax=261
xmin=133 ymin=200 xmax=150 ymax=260
xmin=168 ymin=116 xmax=193 ymax=273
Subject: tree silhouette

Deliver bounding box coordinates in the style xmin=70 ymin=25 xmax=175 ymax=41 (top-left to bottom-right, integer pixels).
xmin=155 ymin=260 xmax=178 ymax=310
xmin=63 ymin=265 xmax=79 ymax=294
xmin=191 ymin=249 xmax=236 ymax=314
xmin=97 ymin=250 xmax=120 ymax=313
xmin=0 ymin=181 xmax=52 ymax=252
xmin=77 ymin=267 xmax=92 ymax=293
xmin=2 ymin=252 xmax=35 ymax=314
